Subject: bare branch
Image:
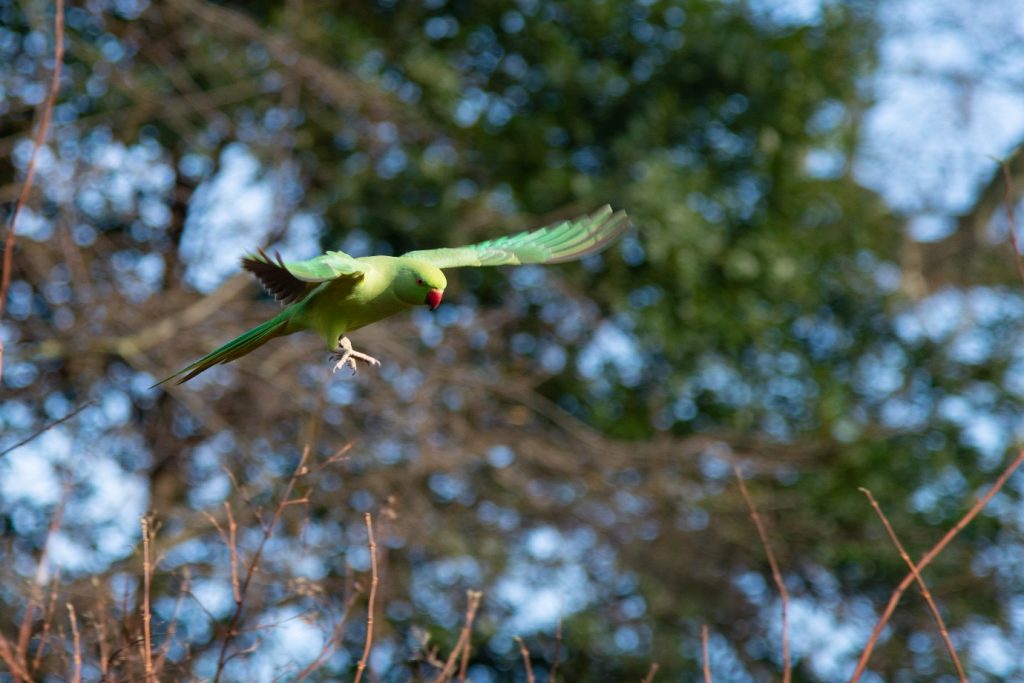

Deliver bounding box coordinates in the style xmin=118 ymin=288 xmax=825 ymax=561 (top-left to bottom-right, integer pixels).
xmin=548 ymin=611 xmax=563 ymax=683
xmin=30 ymin=566 xmax=61 ymax=674
xmin=0 ymin=633 xmax=32 ymax=681
xmin=701 ymin=625 xmax=712 ymax=683
xmin=291 ymin=591 xmax=361 ymax=682
xmin=734 ymin=467 xmax=791 ymax=683
xmin=353 ymin=513 xmax=379 ymax=683
xmin=154 ymin=568 xmax=190 ymax=677
xmin=849 ymin=448 xmax=1024 ymax=682
xmin=214 ymin=446 xmax=310 ymax=682
xmin=858 ymin=488 xmax=966 ymax=682
xmin=0 ymin=400 xmax=95 ymax=459
xmin=513 ymin=637 xmax=535 ymax=683
xmin=141 ymin=517 xmax=157 ymax=682
xmin=0 ymin=0 xmax=64 ymax=383
xmin=66 ymin=604 xmax=81 ymax=683
xmin=168 ymin=0 xmax=437 ymax=141
xmin=641 ymin=662 xmax=660 ymax=683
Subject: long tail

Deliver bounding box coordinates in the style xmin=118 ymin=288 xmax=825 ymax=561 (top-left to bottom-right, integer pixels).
xmin=155 ymin=306 xmax=298 ymax=386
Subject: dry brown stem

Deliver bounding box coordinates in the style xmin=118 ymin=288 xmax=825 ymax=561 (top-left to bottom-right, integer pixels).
xmin=429 ymin=589 xmax=483 ymax=683
xmin=66 ymin=603 xmax=81 ymax=683
xmin=141 ymin=517 xmax=157 ymax=682
xmin=213 ymin=446 xmax=310 ymax=682
xmin=513 ymin=636 xmax=536 ymax=683
xmin=291 ymin=591 xmax=361 ymax=682
xmin=353 ymin=512 xmax=379 ymax=683
xmin=30 ymin=566 xmax=61 ymax=674
xmin=849 ymin=448 xmax=1024 ymax=682
xmin=15 ymin=482 xmax=68 ymax=680
xmin=859 ymin=488 xmax=967 ymax=682
xmin=0 ymin=0 xmax=64 ymax=383
xmin=734 ymin=467 xmax=791 ymax=683
xmin=548 ymin=612 xmax=563 ymax=683
xmin=154 ymin=569 xmax=190 ymax=677
xmin=641 ymin=662 xmax=660 ymax=683
xmin=701 ymin=624 xmax=712 ymax=683
xmin=0 ymin=633 xmax=31 ymax=681
xmin=0 ymin=400 xmax=94 ymax=459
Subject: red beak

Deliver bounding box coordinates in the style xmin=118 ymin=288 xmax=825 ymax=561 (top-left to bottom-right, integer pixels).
xmin=425 ymin=288 xmax=443 ymax=311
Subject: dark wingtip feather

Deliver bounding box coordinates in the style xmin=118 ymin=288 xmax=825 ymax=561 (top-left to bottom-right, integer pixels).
xmin=241 ymin=249 xmax=309 ymax=304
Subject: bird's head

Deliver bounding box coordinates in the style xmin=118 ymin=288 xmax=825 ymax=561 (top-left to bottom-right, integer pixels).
xmin=397 ymin=261 xmax=447 ymax=310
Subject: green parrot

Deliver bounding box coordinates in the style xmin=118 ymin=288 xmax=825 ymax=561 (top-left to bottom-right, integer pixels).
xmin=159 ymin=205 xmax=630 ymax=385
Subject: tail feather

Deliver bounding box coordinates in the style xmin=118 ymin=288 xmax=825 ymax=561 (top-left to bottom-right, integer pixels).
xmin=155 ymin=309 xmax=294 ymax=386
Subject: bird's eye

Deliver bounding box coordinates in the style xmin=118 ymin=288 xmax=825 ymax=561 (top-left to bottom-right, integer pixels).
xmin=417 ymin=278 xmax=424 ymax=285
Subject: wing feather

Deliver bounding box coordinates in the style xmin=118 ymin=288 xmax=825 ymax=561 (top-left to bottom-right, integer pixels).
xmin=241 ymin=249 xmax=364 ymax=304
xmin=402 ymin=205 xmax=631 ymax=269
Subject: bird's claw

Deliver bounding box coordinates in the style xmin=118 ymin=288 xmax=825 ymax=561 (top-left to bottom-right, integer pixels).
xmin=327 ymin=342 xmax=380 ymax=378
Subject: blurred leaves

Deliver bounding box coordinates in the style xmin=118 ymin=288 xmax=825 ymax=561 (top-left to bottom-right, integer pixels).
xmin=3 ymin=0 xmax=1024 ymax=681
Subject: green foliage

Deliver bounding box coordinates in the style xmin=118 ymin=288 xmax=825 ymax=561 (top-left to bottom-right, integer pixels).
xmin=2 ymin=0 xmax=1024 ymax=681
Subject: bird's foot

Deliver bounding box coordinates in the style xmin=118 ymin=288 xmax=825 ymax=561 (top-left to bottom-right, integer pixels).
xmin=330 ymin=336 xmax=381 ymax=376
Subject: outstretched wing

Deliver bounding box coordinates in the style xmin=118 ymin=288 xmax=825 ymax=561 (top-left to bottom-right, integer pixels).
xmin=241 ymin=249 xmax=365 ymax=304
xmin=402 ymin=205 xmax=631 ymax=269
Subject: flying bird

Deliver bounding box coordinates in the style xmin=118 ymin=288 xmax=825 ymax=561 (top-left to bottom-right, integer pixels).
xmin=159 ymin=205 xmax=630 ymax=385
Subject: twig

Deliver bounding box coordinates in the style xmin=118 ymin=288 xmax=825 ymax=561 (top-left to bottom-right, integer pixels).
xmin=1001 ymin=161 xmax=1024 ymax=285
xmin=154 ymin=568 xmax=190 ymax=676
xmin=353 ymin=513 xmax=378 ymax=683
xmin=0 ymin=634 xmax=32 ymax=681
xmin=513 ymin=637 xmax=535 ymax=683
xmin=548 ymin=611 xmax=563 ymax=683
xmin=17 ymin=481 xmax=68 ymax=677
xmin=0 ymin=0 xmax=64 ymax=383
xmin=141 ymin=517 xmax=156 ymax=682
xmin=734 ymin=467 xmax=791 ymax=683
xmin=859 ymin=488 xmax=967 ymax=682
xmin=67 ymin=603 xmax=81 ymax=683
xmin=30 ymin=565 xmax=62 ymax=674
xmin=291 ymin=591 xmax=361 ymax=682
xmin=701 ymin=625 xmax=712 ymax=683
xmin=849 ymin=448 xmax=1024 ymax=682
xmin=641 ymin=662 xmax=660 ymax=683
xmin=0 ymin=400 xmax=95 ymax=458
xmin=428 ymin=589 xmax=483 ymax=683
xmin=213 ymin=447 xmax=310 ymax=682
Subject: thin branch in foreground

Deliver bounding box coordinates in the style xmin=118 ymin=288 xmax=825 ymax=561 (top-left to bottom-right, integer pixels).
xmin=734 ymin=467 xmax=791 ymax=683
xmin=141 ymin=517 xmax=156 ymax=682
xmin=513 ymin=637 xmax=536 ymax=683
xmin=17 ymin=481 xmax=68 ymax=676
xmin=0 ymin=633 xmax=31 ymax=681
xmin=154 ymin=568 xmax=190 ymax=677
xmin=353 ymin=512 xmax=378 ymax=683
xmin=66 ymin=603 xmax=81 ymax=683
xmin=641 ymin=662 xmax=660 ymax=683
xmin=213 ymin=446 xmax=310 ymax=682
xmin=0 ymin=400 xmax=95 ymax=459
xmin=30 ymin=565 xmax=62 ymax=674
xmin=0 ymin=0 xmax=64 ymax=383
xmin=456 ymin=591 xmax=483 ymax=683
xmin=430 ymin=590 xmax=483 ymax=683
xmin=549 ymin=610 xmax=563 ymax=683
xmin=701 ymin=624 xmax=712 ymax=683
xmin=849 ymin=448 xmax=1024 ymax=683
xmin=292 ymin=591 xmax=361 ymax=683
xmin=859 ymin=488 xmax=967 ymax=682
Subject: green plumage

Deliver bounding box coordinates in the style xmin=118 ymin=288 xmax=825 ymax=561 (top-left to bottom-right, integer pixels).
xmin=158 ymin=206 xmax=630 ymax=384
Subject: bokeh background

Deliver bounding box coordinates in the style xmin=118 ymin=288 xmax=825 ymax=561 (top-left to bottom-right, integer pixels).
xmin=4 ymin=0 xmax=1024 ymax=680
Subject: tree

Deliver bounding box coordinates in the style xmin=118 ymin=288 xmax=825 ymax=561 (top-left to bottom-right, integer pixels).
xmin=3 ymin=0 xmax=1024 ymax=680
